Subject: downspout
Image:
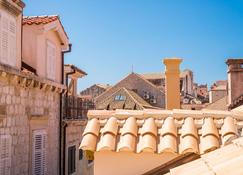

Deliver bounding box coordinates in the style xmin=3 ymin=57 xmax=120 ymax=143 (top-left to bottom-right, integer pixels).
xmin=21 ymin=10 xmax=23 ymax=68
xmin=60 ymin=44 xmax=72 ymax=175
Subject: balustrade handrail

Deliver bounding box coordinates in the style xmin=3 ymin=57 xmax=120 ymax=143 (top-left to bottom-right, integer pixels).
xmin=62 ymin=95 xmax=95 ymax=120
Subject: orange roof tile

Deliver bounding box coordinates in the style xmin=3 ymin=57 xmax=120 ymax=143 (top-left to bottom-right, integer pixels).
xmin=80 ymin=109 xmax=243 ymax=155
xmin=23 ymin=15 xmax=69 ymax=41
xmin=23 ymin=15 xmax=59 ymax=25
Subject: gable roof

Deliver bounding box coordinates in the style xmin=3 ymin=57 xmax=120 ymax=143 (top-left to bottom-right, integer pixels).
xmin=23 ymin=15 xmax=69 ymax=49
xmin=64 ymin=64 xmax=87 ymax=78
xmin=96 ymin=87 xmax=159 ymax=110
xmin=164 ymin=136 xmax=243 ymax=175
xmin=95 ymin=72 xmax=165 ymax=103
xmin=80 ymin=109 xmax=243 ymax=155
xmin=23 ymin=15 xmax=59 ymax=25
xmin=205 ymin=96 xmax=228 ymax=111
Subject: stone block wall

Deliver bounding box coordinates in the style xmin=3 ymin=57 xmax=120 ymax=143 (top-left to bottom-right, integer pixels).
xmin=0 ymin=75 xmax=61 ymax=175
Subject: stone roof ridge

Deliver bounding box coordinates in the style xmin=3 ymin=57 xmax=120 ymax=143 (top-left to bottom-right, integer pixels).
xmin=95 ymin=83 xmax=112 ymax=90
xmin=87 ymin=109 xmax=242 ymax=120
xmin=123 ymin=88 xmax=151 ymax=109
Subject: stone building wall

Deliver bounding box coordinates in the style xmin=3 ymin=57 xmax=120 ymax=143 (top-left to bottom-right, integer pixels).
xmin=65 ymin=121 xmax=93 ymax=175
xmin=0 ymin=67 xmax=64 ymax=175
xmin=80 ymin=85 xmax=107 ymax=99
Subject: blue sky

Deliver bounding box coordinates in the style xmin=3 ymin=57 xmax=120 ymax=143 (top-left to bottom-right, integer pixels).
xmin=23 ymin=0 xmax=243 ymax=91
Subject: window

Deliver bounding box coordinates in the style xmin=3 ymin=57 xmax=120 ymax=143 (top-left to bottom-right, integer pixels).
xmin=0 ymin=135 xmax=11 ymax=175
xmin=79 ymin=149 xmax=83 ymax=160
xmin=0 ymin=10 xmax=17 ymax=67
xmin=32 ymin=130 xmax=47 ymax=175
xmin=68 ymin=145 xmax=76 ymax=174
xmin=114 ymin=95 xmax=126 ymax=101
xmin=46 ymin=40 xmax=56 ymax=80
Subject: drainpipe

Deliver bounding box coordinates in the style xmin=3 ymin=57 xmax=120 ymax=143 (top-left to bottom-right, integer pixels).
xmin=21 ymin=10 xmax=23 ymax=68
xmin=60 ymin=44 xmax=72 ymax=175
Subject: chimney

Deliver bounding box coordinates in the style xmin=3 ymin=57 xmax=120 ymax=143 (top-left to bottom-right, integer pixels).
xmin=226 ymin=59 xmax=243 ymax=107
xmin=163 ymin=58 xmax=182 ymax=109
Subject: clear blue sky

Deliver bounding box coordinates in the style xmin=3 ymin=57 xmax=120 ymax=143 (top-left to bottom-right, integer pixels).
xmin=23 ymin=0 xmax=243 ymax=91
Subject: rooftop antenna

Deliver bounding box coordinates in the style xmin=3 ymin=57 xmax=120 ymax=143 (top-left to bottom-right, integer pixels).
xmin=131 ymin=64 xmax=134 ymax=73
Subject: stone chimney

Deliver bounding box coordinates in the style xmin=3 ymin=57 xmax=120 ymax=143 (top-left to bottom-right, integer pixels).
xmin=163 ymin=58 xmax=182 ymax=109
xmin=226 ymin=59 xmax=243 ymax=106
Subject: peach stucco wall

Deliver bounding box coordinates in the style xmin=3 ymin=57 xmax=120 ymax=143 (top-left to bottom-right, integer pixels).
xmin=22 ymin=24 xmax=62 ymax=83
xmin=94 ymin=151 xmax=178 ymax=175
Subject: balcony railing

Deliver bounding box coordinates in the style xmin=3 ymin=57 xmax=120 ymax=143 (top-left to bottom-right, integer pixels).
xmin=62 ymin=96 xmax=95 ymax=120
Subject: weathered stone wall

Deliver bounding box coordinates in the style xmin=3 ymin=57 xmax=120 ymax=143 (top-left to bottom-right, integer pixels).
xmin=80 ymin=85 xmax=106 ymax=99
xmin=65 ymin=120 xmax=93 ymax=175
xmin=0 ymin=75 xmax=60 ymax=175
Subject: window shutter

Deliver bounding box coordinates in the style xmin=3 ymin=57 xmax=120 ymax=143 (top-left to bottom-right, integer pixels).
xmin=1 ymin=14 xmax=8 ymax=64
xmin=0 ymin=135 xmax=11 ymax=175
xmin=32 ymin=130 xmax=47 ymax=175
xmin=0 ymin=11 xmax=17 ymax=67
xmin=51 ymin=46 xmax=56 ymax=80
xmin=46 ymin=41 xmax=56 ymax=80
xmin=8 ymin=18 xmax=16 ymax=66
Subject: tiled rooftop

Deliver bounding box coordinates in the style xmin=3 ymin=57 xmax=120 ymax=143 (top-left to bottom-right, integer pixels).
xmin=205 ymin=96 xmax=228 ymax=111
xmin=166 ymin=136 xmax=243 ymax=175
xmin=80 ymin=109 xmax=243 ymax=155
xmin=23 ymin=15 xmax=59 ymax=25
xmin=96 ymin=87 xmax=158 ymax=110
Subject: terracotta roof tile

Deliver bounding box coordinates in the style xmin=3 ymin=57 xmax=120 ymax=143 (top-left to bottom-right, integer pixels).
xmin=118 ymin=117 xmax=137 ymax=151
xmin=23 ymin=15 xmax=59 ymax=25
xmin=80 ymin=109 xmax=243 ymax=156
xmin=23 ymin=15 xmax=69 ymax=40
xmin=180 ymin=117 xmax=199 ymax=154
xmin=167 ymin=136 xmax=243 ymax=175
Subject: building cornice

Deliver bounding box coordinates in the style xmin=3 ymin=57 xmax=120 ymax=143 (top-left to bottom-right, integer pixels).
xmin=0 ymin=64 xmax=66 ymax=94
xmin=0 ymin=0 xmax=23 ymax=16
